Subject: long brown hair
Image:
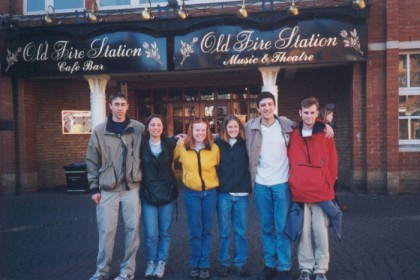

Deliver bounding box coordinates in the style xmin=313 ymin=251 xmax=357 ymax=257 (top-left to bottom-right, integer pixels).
xmin=219 ymin=115 xmax=246 ymax=142
xmin=184 ymin=118 xmax=214 ymax=149
xmin=143 ymin=114 xmax=167 ymax=139
xmin=319 ymin=108 xmax=333 ymax=124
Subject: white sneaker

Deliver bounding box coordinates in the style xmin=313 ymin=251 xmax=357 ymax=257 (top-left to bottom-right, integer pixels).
xmin=145 ymin=261 xmax=156 ymax=278
xmin=89 ymin=273 xmax=109 ymax=280
xmin=113 ymin=273 xmax=133 ymax=280
xmin=153 ymin=260 xmax=166 ymax=278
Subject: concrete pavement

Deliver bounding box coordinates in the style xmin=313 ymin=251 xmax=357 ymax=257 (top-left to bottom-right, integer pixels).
xmin=0 ymin=187 xmax=420 ymax=280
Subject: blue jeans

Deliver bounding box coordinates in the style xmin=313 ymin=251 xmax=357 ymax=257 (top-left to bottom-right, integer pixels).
xmin=217 ymin=193 xmax=249 ymax=267
xmin=142 ymin=201 xmax=175 ymax=263
xmin=183 ymin=187 xmax=218 ymax=268
xmin=254 ymin=182 xmax=291 ymax=271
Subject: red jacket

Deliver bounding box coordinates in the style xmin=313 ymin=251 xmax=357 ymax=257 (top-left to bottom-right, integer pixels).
xmin=288 ymin=121 xmax=338 ymax=203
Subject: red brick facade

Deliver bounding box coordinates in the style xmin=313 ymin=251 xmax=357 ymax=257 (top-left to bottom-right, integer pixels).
xmin=1 ymin=0 xmax=420 ymax=195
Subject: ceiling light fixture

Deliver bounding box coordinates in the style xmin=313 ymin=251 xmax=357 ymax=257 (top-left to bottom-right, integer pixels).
xmin=237 ymin=0 xmax=248 ymax=18
xmin=87 ymin=1 xmax=99 ymax=21
xmin=288 ymin=0 xmax=299 ymax=16
xmin=43 ymin=5 xmax=61 ymax=24
xmin=352 ymin=0 xmax=366 ymax=9
xmin=178 ymin=0 xmax=189 ymax=19
xmin=142 ymin=0 xmax=154 ymax=20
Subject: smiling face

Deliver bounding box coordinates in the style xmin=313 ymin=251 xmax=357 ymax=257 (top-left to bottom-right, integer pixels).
xmin=257 ymin=97 xmax=276 ymax=123
xmin=299 ymin=104 xmax=319 ymax=129
xmin=192 ymin=122 xmax=207 ymax=144
xmin=109 ymin=97 xmax=129 ymax=122
xmin=226 ymin=119 xmax=240 ymax=139
xmin=147 ymin=117 xmax=163 ymax=139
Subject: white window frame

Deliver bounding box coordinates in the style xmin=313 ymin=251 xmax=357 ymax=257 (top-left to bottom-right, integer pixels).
xmin=399 ymin=52 xmax=420 ymax=149
xmin=24 ymin=0 xmax=84 ymax=15
xmin=24 ymin=0 xmax=242 ymax=13
xmin=98 ymin=0 xmax=141 ymax=10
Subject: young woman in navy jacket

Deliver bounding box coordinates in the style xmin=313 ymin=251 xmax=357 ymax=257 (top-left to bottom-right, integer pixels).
xmin=215 ymin=115 xmax=252 ymax=278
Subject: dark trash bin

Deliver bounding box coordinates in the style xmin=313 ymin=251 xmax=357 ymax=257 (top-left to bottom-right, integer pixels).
xmin=64 ymin=162 xmax=89 ymax=194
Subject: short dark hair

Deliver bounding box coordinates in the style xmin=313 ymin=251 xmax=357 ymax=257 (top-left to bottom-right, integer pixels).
xmin=109 ymin=92 xmax=128 ymax=104
xmin=257 ymin=92 xmax=276 ymax=107
xmin=301 ymin=97 xmax=319 ymax=110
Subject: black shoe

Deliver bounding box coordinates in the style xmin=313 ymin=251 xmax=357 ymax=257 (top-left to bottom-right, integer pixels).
xmin=235 ymin=266 xmax=250 ymax=277
xmin=199 ymin=268 xmax=210 ymax=279
xmin=190 ymin=267 xmax=199 ymax=279
xmin=216 ymin=266 xmax=229 ymax=277
xmin=259 ymin=266 xmax=276 ymax=280
xmin=277 ymin=270 xmax=291 ymax=280
xmin=298 ymin=270 xmax=311 ymax=280
xmin=314 ymin=273 xmax=327 ymax=280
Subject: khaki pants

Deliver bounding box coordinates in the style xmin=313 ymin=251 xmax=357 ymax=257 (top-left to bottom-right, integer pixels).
xmin=95 ymin=188 xmax=141 ymax=277
xmin=297 ymin=203 xmax=330 ymax=274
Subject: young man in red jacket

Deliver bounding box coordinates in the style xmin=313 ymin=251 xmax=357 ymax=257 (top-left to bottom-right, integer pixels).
xmin=288 ymin=97 xmax=338 ymax=280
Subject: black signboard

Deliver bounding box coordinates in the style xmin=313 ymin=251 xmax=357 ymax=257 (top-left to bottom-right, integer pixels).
xmin=1 ymin=31 xmax=167 ymax=78
xmin=174 ymin=19 xmax=367 ymax=70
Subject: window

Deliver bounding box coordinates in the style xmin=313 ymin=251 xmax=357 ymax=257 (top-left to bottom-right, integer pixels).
xmin=399 ymin=53 xmax=420 ymax=144
xmin=25 ymin=0 xmax=241 ymax=14
xmin=99 ymin=0 xmax=141 ymax=9
xmin=99 ymin=0 xmax=240 ymax=10
xmin=25 ymin=0 xmax=84 ymax=14
xmin=136 ymin=85 xmax=258 ymax=135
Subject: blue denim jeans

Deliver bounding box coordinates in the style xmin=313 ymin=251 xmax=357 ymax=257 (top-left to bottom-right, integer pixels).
xmin=183 ymin=187 xmax=218 ymax=268
xmin=142 ymin=201 xmax=175 ymax=263
xmin=217 ymin=193 xmax=249 ymax=267
xmin=254 ymin=182 xmax=291 ymax=271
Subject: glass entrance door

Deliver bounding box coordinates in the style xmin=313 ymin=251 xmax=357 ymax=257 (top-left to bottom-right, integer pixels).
xmin=136 ymin=86 xmax=259 ymax=135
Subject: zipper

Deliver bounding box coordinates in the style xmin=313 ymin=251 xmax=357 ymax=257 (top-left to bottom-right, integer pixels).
xmin=196 ymin=150 xmax=206 ymax=191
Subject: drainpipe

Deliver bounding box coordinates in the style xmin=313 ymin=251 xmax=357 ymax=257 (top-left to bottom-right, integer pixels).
xmin=12 ymin=77 xmax=21 ymax=195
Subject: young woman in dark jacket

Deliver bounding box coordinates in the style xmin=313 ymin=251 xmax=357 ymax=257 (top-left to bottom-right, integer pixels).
xmin=215 ymin=115 xmax=252 ymax=278
xmin=140 ymin=114 xmax=178 ymax=279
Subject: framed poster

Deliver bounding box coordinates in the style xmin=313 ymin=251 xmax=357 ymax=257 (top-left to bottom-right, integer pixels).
xmin=62 ymin=110 xmax=92 ymax=134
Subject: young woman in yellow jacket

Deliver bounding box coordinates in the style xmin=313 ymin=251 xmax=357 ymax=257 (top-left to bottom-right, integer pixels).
xmin=174 ymin=118 xmax=220 ymax=280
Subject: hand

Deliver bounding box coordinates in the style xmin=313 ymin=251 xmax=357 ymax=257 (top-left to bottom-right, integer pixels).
xmin=175 ymin=133 xmax=186 ymax=139
xmin=324 ymin=124 xmax=334 ymax=138
xmin=91 ymin=193 xmax=101 ymax=204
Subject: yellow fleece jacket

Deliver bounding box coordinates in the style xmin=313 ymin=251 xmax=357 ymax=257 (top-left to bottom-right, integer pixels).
xmin=174 ymin=141 xmax=220 ymax=191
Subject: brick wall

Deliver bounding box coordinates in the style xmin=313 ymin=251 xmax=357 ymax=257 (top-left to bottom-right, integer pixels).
xmin=396 ymin=0 xmax=420 ymax=192
xmin=31 ymin=79 xmax=127 ymax=189
xmin=34 ymin=79 xmax=92 ymax=188
xmin=0 ymin=78 xmax=16 ymax=195
xmin=277 ymin=65 xmax=353 ymax=189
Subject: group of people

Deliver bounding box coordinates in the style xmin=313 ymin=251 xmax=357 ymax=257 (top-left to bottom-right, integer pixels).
xmin=85 ymin=91 xmax=340 ymax=280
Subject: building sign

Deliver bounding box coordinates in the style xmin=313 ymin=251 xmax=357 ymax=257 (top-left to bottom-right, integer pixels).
xmin=174 ymin=19 xmax=367 ymax=70
xmin=1 ymin=31 xmax=167 ymax=78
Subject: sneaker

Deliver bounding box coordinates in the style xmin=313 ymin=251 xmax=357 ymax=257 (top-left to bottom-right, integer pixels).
xmin=314 ymin=273 xmax=328 ymax=280
xmin=277 ymin=270 xmax=291 ymax=280
xmin=259 ymin=266 xmax=276 ymax=280
xmin=216 ymin=265 xmax=229 ymax=277
xmin=89 ymin=273 xmax=109 ymax=280
xmin=235 ymin=266 xmax=250 ymax=277
xmin=298 ymin=270 xmax=311 ymax=280
xmin=199 ymin=268 xmax=210 ymax=279
xmin=154 ymin=260 xmax=166 ymax=278
xmin=145 ymin=261 xmax=156 ymax=278
xmin=113 ymin=273 xmax=133 ymax=280
xmin=190 ymin=267 xmax=200 ymax=279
